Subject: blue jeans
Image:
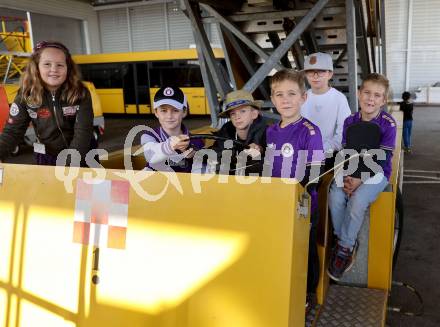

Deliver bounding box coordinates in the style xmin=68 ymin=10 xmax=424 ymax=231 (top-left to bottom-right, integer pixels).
xmin=403 ymin=120 xmax=413 ymax=148
xmin=329 ymin=174 xmax=388 ymax=249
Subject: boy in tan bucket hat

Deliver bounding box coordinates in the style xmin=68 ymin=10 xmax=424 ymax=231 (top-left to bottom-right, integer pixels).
xmin=212 ymin=89 xmax=267 ymax=175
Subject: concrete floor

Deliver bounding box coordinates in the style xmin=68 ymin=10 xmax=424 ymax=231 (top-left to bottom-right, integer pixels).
xmin=4 ymin=108 xmax=440 ymax=326
xmin=387 ymin=106 xmax=440 ymax=327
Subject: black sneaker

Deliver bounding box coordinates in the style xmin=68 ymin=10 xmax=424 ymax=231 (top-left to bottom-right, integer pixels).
xmin=305 ymin=292 xmax=317 ymax=316
xmin=327 ymin=241 xmax=358 ymax=281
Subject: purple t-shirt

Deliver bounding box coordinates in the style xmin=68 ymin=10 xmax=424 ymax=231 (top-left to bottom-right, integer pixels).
xmin=266 ymin=117 xmax=325 ymax=180
xmin=342 ymin=111 xmax=396 ymax=180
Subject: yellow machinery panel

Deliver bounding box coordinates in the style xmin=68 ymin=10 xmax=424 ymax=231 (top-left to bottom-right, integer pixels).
xmin=150 ymin=87 xmax=208 ymax=115
xmin=96 ymin=89 xmax=124 ymax=114
xmin=0 ymin=164 xmax=310 ymax=327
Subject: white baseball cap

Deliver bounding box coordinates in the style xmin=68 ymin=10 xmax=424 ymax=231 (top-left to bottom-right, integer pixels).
xmin=303 ymin=52 xmax=333 ymax=71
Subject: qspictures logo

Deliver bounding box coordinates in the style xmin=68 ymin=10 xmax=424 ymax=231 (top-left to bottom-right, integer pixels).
xmin=54 ymin=125 xmax=388 ymax=202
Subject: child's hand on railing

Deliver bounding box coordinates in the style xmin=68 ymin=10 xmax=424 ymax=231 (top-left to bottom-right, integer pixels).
xmin=170 ymin=135 xmax=190 ymax=152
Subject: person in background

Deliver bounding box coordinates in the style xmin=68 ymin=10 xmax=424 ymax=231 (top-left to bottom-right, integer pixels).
xmin=0 ymin=41 xmax=94 ymax=166
xmin=400 ymin=91 xmax=414 ymax=153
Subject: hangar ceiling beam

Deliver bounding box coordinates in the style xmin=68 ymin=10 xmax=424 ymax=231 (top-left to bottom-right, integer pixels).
xmin=200 ymin=4 xmax=283 ymax=71
xmin=222 ymin=28 xmax=270 ymax=100
xmin=243 ymin=0 xmax=330 ymax=93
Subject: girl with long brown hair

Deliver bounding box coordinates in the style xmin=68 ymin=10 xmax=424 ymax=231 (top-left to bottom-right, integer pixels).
xmin=0 ymin=41 xmax=94 ymax=166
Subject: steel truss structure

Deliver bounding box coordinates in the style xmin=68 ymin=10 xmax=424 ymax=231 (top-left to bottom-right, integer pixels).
xmin=181 ymin=0 xmax=387 ymax=126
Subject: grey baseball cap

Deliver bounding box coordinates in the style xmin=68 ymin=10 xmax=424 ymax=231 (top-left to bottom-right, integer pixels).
xmin=303 ymin=52 xmax=333 ymax=71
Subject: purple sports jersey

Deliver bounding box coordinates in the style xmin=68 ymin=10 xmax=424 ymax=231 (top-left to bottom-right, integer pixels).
xmin=342 ymin=111 xmax=396 ymax=180
xmin=266 ymin=117 xmax=325 ymax=179
xmin=266 ymin=117 xmax=325 ymax=214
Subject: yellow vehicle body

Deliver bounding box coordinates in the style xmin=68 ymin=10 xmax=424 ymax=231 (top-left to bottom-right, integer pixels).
xmin=73 ymin=49 xmax=224 ymax=115
xmin=82 ymin=81 xmax=104 ymax=120
xmin=91 ymin=87 xmax=209 ymax=115
xmin=73 ymin=48 xmax=224 ymax=64
xmin=0 ymin=164 xmax=309 ymax=327
xmin=0 ymin=110 xmax=403 ymax=326
xmin=95 ymin=89 xmax=125 ymax=115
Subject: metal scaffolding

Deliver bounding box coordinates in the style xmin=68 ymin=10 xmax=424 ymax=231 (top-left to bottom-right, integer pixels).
xmin=183 ymin=0 xmax=388 ymax=124
xmin=0 ymin=15 xmax=32 ymax=83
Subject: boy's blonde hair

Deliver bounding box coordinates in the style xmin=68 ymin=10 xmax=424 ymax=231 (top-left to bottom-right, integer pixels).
xmin=20 ymin=41 xmax=85 ymax=107
xmin=270 ymin=69 xmax=306 ymax=94
xmin=360 ymin=73 xmax=389 ymax=97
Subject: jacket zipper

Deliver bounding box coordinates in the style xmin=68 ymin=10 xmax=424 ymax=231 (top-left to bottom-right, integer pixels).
xmin=51 ymin=92 xmax=69 ymax=148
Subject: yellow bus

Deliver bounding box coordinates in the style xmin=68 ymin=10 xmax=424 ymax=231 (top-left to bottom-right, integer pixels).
xmin=73 ymin=48 xmax=225 ymax=115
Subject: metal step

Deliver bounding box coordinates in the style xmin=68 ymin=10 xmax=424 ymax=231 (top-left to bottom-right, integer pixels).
xmin=314 ymin=285 xmax=387 ymax=327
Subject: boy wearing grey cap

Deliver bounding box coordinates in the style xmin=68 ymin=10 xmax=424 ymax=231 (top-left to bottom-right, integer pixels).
xmin=301 ymin=52 xmax=351 ymax=169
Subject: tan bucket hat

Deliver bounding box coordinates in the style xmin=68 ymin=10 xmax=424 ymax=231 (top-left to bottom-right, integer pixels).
xmin=218 ymin=89 xmax=263 ymax=118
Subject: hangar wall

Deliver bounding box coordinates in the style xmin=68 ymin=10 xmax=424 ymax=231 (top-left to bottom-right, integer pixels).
xmin=386 ymin=0 xmax=440 ymax=100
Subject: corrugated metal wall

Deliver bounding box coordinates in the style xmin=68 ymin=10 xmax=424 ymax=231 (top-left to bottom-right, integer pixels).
xmin=409 ymin=2 xmax=440 ymax=90
xmin=32 ymin=13 xmax=85 ymax=54
xmin=98 ymin=3 xmax=218 ymax=53
xmin=385 ymin=0 xmax=408 ymax=99
xmin=167 ymin=2 xmax=195 ymax=49
xmin=0 ymin=0 xmax=100 ymax=53
xmin=99 ymin=8 xmax=129 ymax=53
xmin=386 ymin=0 xmax=440 ymax=99
xmin=130 ymin=5 xmax=167 ymax=51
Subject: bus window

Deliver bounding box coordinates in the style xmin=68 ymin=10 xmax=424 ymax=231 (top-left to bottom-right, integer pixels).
xmin=121 ymin=63 xmax=137 ymax=113
xmin=136 ymin=62 xmax=151 ymax=114
xmin=178 ymin=60 xmax=203 ymax=87
xmin=149 ymin=68 xmax=161 ymax=88
xmin=149 ymin=61 xmax=173 ymax=87
xmin=149 ymin=61 xmax=203 ymax=88
xmin=80 ymin=63 xmax=123 ymax=89
xmin=74 ymin=48 xmax=225 ymax=115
